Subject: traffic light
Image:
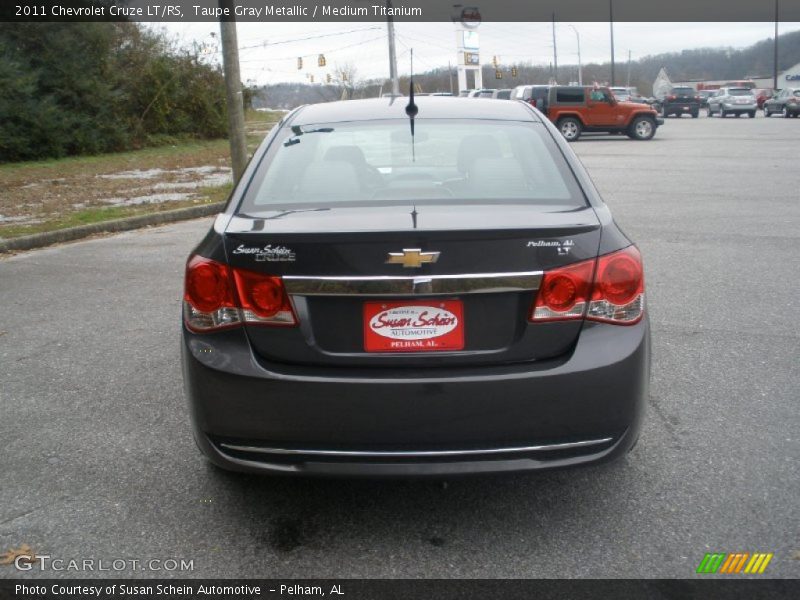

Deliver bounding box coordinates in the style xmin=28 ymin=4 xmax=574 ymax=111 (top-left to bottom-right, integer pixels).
xmin=495 ymin=69 xmax=502 ymax=79
xmin=511 ymin=67 xmax=518 ymax=77
xmin=318 ymin=54 xmax=326 ymax=67
xmin=297 ymin=57 xmax=303 ymax=70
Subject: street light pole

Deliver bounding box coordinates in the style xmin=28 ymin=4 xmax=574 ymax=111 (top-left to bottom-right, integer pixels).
xmin=552 ymin=13 xmax=558 ymax=83
xmin=568 ymin=25 xmax=582 ymax=86
xmin=774 ymin=0 xmax=779 ymax=90
xmin=609 ymin=0 xmax=615 ymax=86
xmin=386 ymin=0 xmax=400 ymax=95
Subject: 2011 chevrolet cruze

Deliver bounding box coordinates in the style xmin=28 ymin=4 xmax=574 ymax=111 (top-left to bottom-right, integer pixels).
xmin=181 ymin=96 xmax=650 ymax=476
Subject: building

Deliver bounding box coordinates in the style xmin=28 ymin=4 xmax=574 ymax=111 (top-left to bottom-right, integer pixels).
xmin=673 ymin=62 xmax=800 ymax=91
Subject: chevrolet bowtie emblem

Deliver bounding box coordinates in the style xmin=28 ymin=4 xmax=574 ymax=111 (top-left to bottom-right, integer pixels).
xmin=385 ymin=248 xmax=441 ymax=268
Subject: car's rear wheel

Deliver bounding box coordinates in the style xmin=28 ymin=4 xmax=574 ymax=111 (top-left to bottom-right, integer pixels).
xmin=691 ymin=111 xmax=699 ymax=118
xmin=748 ymin=111 xmax=756 ymax=118
xmin=558 ymin=117 xmax=582 ymax=141
xmin=628 ymin=116 xmax=656 ymax=140
xmin=764 ymin=107 xmax=771 ymax=117
xmin=720 ymin=109 xmax=726 ymax=118
xmin=783 ymin=107 xmax=790 ymax=118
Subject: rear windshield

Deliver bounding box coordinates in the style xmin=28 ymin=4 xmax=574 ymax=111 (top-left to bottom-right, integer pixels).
xmin=671 ymin=87 xmax=695 ymax=94
xmin=728 ymin=89 xmax=753 ymax=96
xmin=237 ymin=119 xmax=585 ymax=213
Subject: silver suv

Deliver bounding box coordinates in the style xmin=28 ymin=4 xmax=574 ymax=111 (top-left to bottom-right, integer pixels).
xmin=707 ymin=87 xmax=757 ymax=118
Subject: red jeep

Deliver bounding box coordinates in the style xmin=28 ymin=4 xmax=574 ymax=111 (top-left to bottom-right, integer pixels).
xmin=539 ymin=86 xmax=663 ymax=141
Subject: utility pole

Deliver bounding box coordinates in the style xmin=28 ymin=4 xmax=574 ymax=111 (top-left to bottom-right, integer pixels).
xmin=552 ymin=13 xmax=558 ymax=83
xmin=568 ymin=25 xmax=582 ymax=86
xmin=774 ymin=0 xmax=779 ymax=90
xmin=609 ymin=0 xmax=615 ymax=86
xmin=448 ymin=61 xmax=454 ymax=94
xmin=218 ymin=0 xmax=247 ymax=182
xmin=626 ymin=50 xmax=632 ymax=87
xmin=387 ymin=1 xmax=400 ymax=95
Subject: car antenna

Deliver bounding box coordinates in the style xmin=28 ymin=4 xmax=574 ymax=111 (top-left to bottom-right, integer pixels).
xmin=405 ymin=48 xmax=418 ymax=162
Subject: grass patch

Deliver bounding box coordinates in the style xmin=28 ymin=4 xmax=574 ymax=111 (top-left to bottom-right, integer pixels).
xmin=0 ymin=184 xmax=231 ymax=239
xmin=246 ymin=109 xmax=287 ymax=123
xmin=0 ymin=139 xmax=231 ymax=182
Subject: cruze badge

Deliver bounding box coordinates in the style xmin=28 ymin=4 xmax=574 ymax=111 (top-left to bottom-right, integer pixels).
xmin=385 ymin=248 xmax=440 ymax=268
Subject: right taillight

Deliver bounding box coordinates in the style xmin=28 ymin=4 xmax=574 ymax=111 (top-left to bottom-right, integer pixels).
xmin=183 ymin=255 xmax=297 ymax=332
xmin=529 ymin=246 xmax=645 ymax=326
xmin=587 ymin=246 xmax=645 ymax=325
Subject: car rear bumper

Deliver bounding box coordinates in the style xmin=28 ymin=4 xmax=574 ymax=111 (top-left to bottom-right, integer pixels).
xmin=663 ymin=103 xmax=699 ymax=113
xmin=722 ymin=104 xmax=757 ymax=112
xmin=182 ymin=319 xmax=650 ymax=477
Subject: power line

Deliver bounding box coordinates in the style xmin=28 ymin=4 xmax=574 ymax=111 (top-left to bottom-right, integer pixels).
xmin=237 ymin=26 xmax=382 ymax=52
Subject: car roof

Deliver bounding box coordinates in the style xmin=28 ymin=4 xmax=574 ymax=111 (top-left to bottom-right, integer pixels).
xmin=290 ymin=97 xmax=541 ymax=125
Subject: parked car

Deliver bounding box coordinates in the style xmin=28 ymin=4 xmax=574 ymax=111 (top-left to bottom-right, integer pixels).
xmin=543 ymin=86 xmax=663 ymax=141
xmin=697 ymin=90 xmax=715 ymax=108
xmin=510 ymin=84 xmax=551 ymax=109
xmin=469 ymin=88 xmax=497 ymax=98
xmin=707 ymin=88 xmax=758 ymax=118
xmin=458 ymin=89 xmax=473 ymax=98
xmin=491 ymin=88 xmax=513 ymax=99
xmin=608 ymin=86 xmax=646 ymax=104
xmin=181 ymin=96 xmax=650 ymax=476
xmin=751 ymin=88 xmax=773 ymax=109
xmin=763 ymin=88 xmax=800 ymax=118
xmin=609 ymin=86 xmax=632 ymax=102
xmin=661 ymin=86 xmax=701 ymax=118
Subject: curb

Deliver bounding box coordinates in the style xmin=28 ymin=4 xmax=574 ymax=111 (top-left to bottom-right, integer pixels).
xmin=0 ymin=202 xmax=225 ymax=254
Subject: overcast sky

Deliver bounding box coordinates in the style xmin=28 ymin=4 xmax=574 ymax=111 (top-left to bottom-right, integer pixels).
xmin=157 ymin=21 xmax=800 ymax=85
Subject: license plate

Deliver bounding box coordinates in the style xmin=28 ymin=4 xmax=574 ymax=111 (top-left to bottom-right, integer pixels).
xmin=363 ymin=300 xmax=464 ymax=353
xmin=683 ymin=106 xmax=690 ymax=110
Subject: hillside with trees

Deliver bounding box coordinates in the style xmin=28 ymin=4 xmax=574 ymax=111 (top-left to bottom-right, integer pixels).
xmin=0 ymin=23 xmax=230 ymax=162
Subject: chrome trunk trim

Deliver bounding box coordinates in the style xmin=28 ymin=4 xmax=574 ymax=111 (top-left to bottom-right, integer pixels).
xmin=219 ymin=437 xmax=613 ymax=458
xmin=282 ymin=271 xmax=543 ymax=296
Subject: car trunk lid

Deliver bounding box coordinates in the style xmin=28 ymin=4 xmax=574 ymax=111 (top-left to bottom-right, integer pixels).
xmin=224 ymin=203 xmax=601 ymax=367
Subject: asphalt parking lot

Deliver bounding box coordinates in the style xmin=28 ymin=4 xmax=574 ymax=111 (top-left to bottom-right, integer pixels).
xmin=1 ymin=114 xmax=798 ymax=579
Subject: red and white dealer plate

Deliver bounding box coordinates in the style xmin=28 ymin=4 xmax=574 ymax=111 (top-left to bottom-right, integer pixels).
xmin=363 ymin=300 xmax=465 ymax=353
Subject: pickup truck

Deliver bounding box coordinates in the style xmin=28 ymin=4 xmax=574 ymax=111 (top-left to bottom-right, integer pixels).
xmin=531 ymin=86 xmax=663 ymax=141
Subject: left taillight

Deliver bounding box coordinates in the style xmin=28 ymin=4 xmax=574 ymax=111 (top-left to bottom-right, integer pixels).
xmin=183 ymin=255 xmax=297 ymax=332
xmin=529 ymin=246 xmax=645 ymax=326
